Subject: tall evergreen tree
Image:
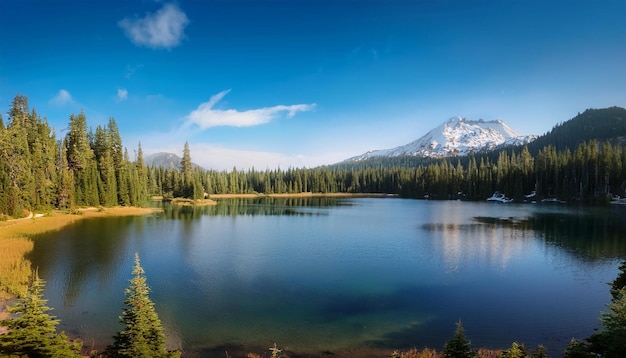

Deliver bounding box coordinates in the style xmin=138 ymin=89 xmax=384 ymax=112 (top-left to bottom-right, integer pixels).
xmin=108 ymin=118 xmax=126 ymax=205
xmin=55 ymin=139 xmax=74 ymax=209
xmin=136 ymin=142 xmax=148 ymax=204
xmin=588 ymin=287 xmax=626 ymax=358
xmin=94 ymin=125 xmax=118 ymax=206
xmin=443 ymin=321 xmax=477 ymax=358
xmin=1 ymin=95 xmax=35 ymax=216
xmin=179 ymin=141 xmax=194 ymax=198
xmin=107 ymin=253 xmax=179 ymax=358
xmin=0 ymin=270 xmax=82 ymax=357
xmin=66 ymin=112 xmax=93 ymax=172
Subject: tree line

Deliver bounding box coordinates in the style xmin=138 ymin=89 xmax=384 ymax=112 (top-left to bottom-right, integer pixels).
xmin=2 ymin=95 xmax=626 ymax=220
xmin=0 ymin=95 xmax=148 ymax=218
xmin=150 ymin=140 xmax=626 ymax=204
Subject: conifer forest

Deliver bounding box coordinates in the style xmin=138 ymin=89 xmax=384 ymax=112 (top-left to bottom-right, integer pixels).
xmin=2 ymin=95 xmax=626 ymax=219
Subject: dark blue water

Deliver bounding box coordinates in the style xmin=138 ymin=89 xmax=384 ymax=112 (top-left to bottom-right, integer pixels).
xmin=27 ymin=198 xmax=626 ymax=356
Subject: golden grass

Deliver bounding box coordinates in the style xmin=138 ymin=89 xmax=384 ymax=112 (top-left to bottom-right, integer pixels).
xmin=392 ymin=347 xmax=501 ymax=358
xmin=169 ymin=198 xmax=217 ymax=206
xmin=0 ymin=237 xmax=33 ymax=301
xmin=394 ymin=348 xmax=441 ymax=358
xmin=0 ymin=207 xmax=161 ymax=238
xmin=0 ymin=206 xmax=161 ymax=305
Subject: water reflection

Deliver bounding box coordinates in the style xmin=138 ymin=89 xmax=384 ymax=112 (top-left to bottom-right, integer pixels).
xmin=27 ymin=216 xmax=136 ymax=305
xmin=421 ymin=204 xmax=626 ymax=273
xmin=422 ymin=221 xmax=532 ymax=272
xmin=472 ymin=208 xmax=626 ymax=259
xmin=153 ymin=197 xmax=345 ymax=219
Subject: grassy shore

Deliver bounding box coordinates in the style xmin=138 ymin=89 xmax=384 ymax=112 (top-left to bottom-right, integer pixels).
xmin=167 ymin=198 xmax=218 ymax=206
xmin=0 ymin=206 xmax=161 ymax=319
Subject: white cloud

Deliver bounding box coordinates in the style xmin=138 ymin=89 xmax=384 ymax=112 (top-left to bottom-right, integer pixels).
xmin=49 ymin=89 xmax=73 ymax=106
xmin=186 ymin=89 xmax=316 ymax=129
xmin=119 ymin=3 xmax=188 ymax=49
xmin=117 ymin=88 xmax=128 ymax=101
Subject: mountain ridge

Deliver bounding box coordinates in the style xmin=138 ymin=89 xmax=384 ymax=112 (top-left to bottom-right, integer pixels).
xmin=144 ymin=152 xmax=203 ymax=170
xmin=344 ymin=116 xmax=536 ymax=162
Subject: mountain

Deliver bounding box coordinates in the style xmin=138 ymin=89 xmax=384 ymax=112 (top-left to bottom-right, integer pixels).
xmin=144 ymin=152 xmax=203 ymax=169
xmin=345 ymin=116 xmax=536 ymax=162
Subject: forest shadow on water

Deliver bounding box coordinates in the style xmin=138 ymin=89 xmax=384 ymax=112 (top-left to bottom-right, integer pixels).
xmin=155 ymin=197 xmax=348 ymax=220
xmin=471 ymin=205 xmax=626 ymax=260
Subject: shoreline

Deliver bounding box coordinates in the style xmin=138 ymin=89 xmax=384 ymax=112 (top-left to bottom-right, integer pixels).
xmin=0 ymin=206 xmax=162 ymax=240
xmin=208 ymin=192 xmax=399 ymax=199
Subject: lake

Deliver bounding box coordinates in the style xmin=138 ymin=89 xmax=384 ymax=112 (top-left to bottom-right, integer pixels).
xmin=27 ymin=198 xmax=626 ymax=357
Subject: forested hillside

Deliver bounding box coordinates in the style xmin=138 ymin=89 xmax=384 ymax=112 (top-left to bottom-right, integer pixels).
xmin=528 ymin=107 xmax=626 ymax=154
xmin=2 ymin=95 xmax=626 ymax=219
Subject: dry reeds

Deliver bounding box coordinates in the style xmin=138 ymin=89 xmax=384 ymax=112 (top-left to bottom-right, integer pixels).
xmin=0 ymin=237 xmax=33 ymax=299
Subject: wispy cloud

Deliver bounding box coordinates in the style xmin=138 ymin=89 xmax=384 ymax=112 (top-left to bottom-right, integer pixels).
xmin=186 ymin=90 xmax=316 ymax=129
xmin=117 ymin=88 xmax=128 ymax=101
xmin=119 ymin=3 xmax=189 ymax=49
xmin=49 ymin=89 xmax=73 ymax=106
xmin=125 ymin=64 xmax=143 ymax=78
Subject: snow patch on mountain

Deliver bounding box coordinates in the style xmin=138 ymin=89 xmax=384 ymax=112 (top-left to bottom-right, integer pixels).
xmin=345 ymin=116 xmax=536 ymax=161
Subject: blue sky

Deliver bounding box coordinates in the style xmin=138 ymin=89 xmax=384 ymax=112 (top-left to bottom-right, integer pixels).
xmin=1 ymin=1 xmax=625 ymax=170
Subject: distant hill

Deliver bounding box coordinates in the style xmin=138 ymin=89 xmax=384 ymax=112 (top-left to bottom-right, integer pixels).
xmin=144 ymin=152 xmax=203 ymax=170
xmin=527 ymin=106 xmax=626 ymax=154
xmin=344 ymin=116 xmax=536 ymax=162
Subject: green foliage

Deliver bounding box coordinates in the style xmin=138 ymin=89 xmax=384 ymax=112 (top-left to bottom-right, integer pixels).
xmin=611 ymin=261 xmax=626 ymax=299
xmin=0 ymin=270 xmax=82 ymax=357
xmin=498 ymin=342 xmax=548 ymax=358
xmin=500 ymin=342 xmax=526 ymax=358
xmin=443 ymin=321 xmax=477 ymax=358
xmin=106 ymin=253 xmax=179 ymax=358
xmin=562 ymin=339 xmax=594 ymax=358
xmin=587 ymin=287 xmax=626 ymax=358
xmin=530 ymin=345 xmax=547 ymax=358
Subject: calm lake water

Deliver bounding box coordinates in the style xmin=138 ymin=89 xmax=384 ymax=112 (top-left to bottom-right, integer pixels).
xmin=27 ymin=198 xmax=626 ymax=357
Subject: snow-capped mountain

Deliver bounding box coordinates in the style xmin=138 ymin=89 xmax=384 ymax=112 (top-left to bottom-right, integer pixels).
xmin=345 ymin=116 xmax=536 ymax=162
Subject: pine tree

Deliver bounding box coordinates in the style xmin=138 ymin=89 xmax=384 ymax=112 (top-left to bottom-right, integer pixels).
xmin=0 ymin=270 xmax=82 ymax=357
xmin=443 ymin=320 xmax=477 ymax=358
xmin=588 ymin=287 xmax=626 ymax=358
xmin=66 ymin=112 xmax=93 ymax=172
xmin=500 ymin=342 xmax=527 ymax=358
xmin=55 ymin=139 xmax=74 ymax=209
xmin=107 ymin=253 xmax=179 ymax=358
xmin=179 ymin=141 xmax=194 ymax=198
xmin=0 ymin=95 xmax=35 ymax=216
xmin=136 ymin=142 xmax=148 ymax=204
xmin=108 ymin=118 xmax=126 ymax=205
